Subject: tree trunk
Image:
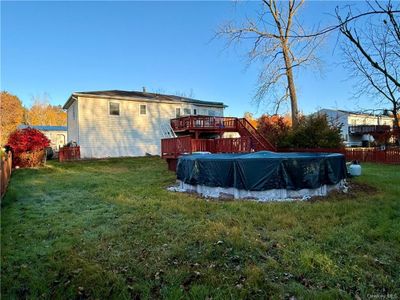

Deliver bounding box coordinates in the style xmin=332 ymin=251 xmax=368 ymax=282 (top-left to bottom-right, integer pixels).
xmin=393 ymin=105 xmax=400 ymax=145
xmin=392 ymin=99 xmax=399 ymax=127
xmin=282 ymin=43 xmax=299 ymax=127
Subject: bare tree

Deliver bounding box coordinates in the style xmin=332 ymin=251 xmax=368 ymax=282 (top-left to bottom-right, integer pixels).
xmin=218 ymin=0 xmax=324 ymax=127
xmin=173 ymin=88 xmax=195 ymax=99
xmin=337 ymin=1 xmax=400 ymax=130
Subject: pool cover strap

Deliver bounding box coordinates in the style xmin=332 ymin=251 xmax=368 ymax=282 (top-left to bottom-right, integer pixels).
xmin=176 ymin=151 xmax=347 ymax=191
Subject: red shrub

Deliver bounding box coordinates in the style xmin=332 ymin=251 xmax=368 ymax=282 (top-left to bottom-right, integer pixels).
xmin=7 ymin=128 xmax=50 ymax=167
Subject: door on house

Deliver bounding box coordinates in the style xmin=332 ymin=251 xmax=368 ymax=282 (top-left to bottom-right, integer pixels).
xmin=57 ymin=134 xmax=66 ymax=150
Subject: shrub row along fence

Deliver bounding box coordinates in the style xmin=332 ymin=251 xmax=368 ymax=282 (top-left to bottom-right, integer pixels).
xmin=1 ymin=152 xmax=12 ymax=198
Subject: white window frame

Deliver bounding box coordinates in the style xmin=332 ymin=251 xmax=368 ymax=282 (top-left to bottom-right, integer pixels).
xmin=109 ymin=101 xmax=120 ymax=116
xmin=139 ymin=104 xmax=147 ymax=116
xmin=183 ymin=108 xmax=191 ymax=115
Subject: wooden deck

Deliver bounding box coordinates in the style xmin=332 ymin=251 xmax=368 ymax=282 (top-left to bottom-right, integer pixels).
xmin=169 ymin=116 xmax=276 ymax=151
xmin=170 ymin=116 xmax=238 ymax=133
xmin=162 ymin=116 xmax=276 ymax=171
xmin=161 ymin=136 xmax=252 ymax=159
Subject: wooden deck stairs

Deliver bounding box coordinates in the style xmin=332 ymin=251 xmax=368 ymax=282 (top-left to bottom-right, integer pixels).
xmin=161 ymin=116 xmax=276 ymax=171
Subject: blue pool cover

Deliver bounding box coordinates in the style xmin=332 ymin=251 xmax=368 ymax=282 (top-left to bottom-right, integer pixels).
xmin=176 ymin=151 xmax=347 ymax=191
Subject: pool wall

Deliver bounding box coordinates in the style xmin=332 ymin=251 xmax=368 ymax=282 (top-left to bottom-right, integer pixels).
xmin=177 ymin=179 xmax=346 ymax=201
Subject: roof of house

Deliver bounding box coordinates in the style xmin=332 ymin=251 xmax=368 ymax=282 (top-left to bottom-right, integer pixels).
xmin=318 ymin=108 xmax=393 ymax=118
xmin=63 ymin=90 xmax=226 ymax=109
xmin=19 ymin=125 xmax=67 ymax=132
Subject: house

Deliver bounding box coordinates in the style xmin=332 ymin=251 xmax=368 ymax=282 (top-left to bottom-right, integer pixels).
xmin=317 ymin=109 xmax=393 ymax=147
xmin=62 ymin=90 xmax=226 ymax=158
xmin=19 ymin=125 xmax=67 ymax=150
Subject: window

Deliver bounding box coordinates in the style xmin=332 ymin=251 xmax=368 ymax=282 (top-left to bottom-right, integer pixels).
xmin=140 ymin=104 xmax=147 ymax=115
xmin=109 ymin=102 xmax=120 ymax=116
xmin=176 ymin=108 xmax=181 ymax=118
xmin=193 ymin=109 xmax=197 ymax=115
xmin=72 ymin=105 xmax=76 ymax=120
xmin=208 ymin=110 xmax=216 ymax=116
xmin=184 ymin=108 xmax=191 ymax=115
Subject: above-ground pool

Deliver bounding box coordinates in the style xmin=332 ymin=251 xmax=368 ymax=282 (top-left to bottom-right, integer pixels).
xmin=175 ymin=151 xmax=347 ymax=201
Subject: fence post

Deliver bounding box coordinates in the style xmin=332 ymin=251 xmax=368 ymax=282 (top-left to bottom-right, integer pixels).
xmin=1 ymin=152 xmax=12 ymax=198
xmin=1 ymin=156 xmax=4 ymax=197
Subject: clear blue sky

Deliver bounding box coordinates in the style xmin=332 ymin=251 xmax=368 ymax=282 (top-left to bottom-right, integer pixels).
xmin=1 ymin=1 xmax=375 ymax=117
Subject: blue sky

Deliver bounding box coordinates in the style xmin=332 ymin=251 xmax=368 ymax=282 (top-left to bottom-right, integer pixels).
xmin=1 ymin=1 xmax=375 ymax=117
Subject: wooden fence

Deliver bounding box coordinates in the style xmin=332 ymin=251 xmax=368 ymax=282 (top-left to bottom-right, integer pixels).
xmin=1 ymin=152 xmax=12 ymax=198
xmin=279 ymin=148 xmax=346 ymax=154
xmin=59 ymin=146 xmax=81 ymax=162
xmin=345 ymin=147 xmax=400 ymax=164
xmin=279 ymin=147 xmax=400 ymax=164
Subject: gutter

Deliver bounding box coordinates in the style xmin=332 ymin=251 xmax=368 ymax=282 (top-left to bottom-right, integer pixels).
xmin=65 ymin=93 xmax=226 ymax=109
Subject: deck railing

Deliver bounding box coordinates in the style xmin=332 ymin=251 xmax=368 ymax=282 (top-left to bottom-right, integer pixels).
xmin=348 ymin=125 xmax=391 ymax=135
xmin=170 ymin=116 xmax=276 ymax=152
xmin=236 ymin=118 xmax=277 ymax=151
xmin=214 ymin=137 xmax=252 ymax=153
xmin=191 ymin=139 xmax=216 ymax=153
xmin=171 ymin=116 xmax=237 ymax=131
xmin=161 ymin=136 xmax=192 ymax=158
xmin=161 ymin=136 xmax=252 ymax=158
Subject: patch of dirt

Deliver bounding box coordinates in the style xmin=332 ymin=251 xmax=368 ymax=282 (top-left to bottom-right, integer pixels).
xmin=310 ymin=180 xmax=378 ymax=202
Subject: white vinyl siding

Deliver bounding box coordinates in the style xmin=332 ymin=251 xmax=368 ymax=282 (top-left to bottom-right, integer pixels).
xmin=74 ymin=96 xmax=224 ymax=158
xmin=67 ymin=100 xmax=79 ymax=143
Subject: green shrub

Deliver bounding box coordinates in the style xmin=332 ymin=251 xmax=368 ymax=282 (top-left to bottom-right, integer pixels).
xmin=258 ymin=114 xmax=343 ymax=149
xmin=284 ymin=115 xmax=343 ymax=148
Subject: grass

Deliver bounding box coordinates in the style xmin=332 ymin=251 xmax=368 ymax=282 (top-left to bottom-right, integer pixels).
xmin=1 ymin=157 xmax=399 ymax=299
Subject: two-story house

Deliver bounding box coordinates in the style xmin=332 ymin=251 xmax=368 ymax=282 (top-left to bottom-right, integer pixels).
xmin=317 ymin=109 xmax=393 ymax=147
xmin=63 ymin=90 xmax=226 ymax=158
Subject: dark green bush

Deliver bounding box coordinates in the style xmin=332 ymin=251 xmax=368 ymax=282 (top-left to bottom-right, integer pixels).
xmin=258 ymin=114 xmax=344 ymax=149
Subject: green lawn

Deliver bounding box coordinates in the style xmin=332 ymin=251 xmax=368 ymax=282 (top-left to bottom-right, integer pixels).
xmin=1 ymin=158 xmax=399 ymax=299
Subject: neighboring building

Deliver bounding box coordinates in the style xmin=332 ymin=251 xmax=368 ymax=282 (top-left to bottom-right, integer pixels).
xmin=63 ymin=90 xmax=226 ymax=158
xmin=19 ymin=125 xmax=68 ymax=150
xmin=317 ymin=109 xmax=393 ymax=147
